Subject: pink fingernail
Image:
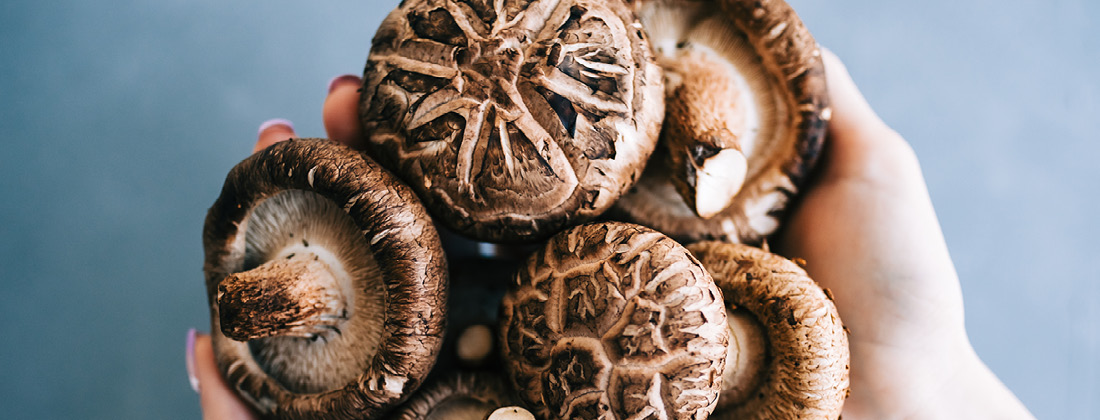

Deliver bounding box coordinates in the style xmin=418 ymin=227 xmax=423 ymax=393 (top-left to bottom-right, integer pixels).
xmin=258 ymin=118 xmax=294 ymax=136
xmin=186 ymin=328 xmax=199 ymax=393
xmin=327 ymin=74 xmax=362 ymax=94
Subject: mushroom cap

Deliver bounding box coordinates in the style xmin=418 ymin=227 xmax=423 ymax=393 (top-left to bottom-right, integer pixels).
xmin=360 ymin=0 xmax=665 ymax=243
xmin=686 ymin=241 xmax=849 ymax=420
xmin=500 ymin=222 xmax=728 ymax=419
xmin=388 ymin=371 xmax=517 ymax=420
xmin=611 ymin=0 xmax=828 ymax=244
xmin=202 ymin=139 xmax=448 ymax=419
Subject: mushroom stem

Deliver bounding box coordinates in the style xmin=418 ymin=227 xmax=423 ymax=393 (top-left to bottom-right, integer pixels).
xmin=218 ymin=251 xmax=349 ymax=341
xmin=722 ymin=308 xmax=767 ymax=405
xmin=661 ymin=47 xmax=754 ymax=219
xmin=486 ymin=407 xmax=536 ymax=420
xmin=456 ymin=324 xmax=495 ymax=367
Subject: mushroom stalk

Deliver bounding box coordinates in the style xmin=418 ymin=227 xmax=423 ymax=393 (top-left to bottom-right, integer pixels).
xmin=721 ymin=308 xmax=767 ymax=404
xmin=217 ymin=249 xmax=349 ymax=341
xmin=662 ymin=47 xmax=752 ymax=219
xmin=487 ymin=407 xmax=536 ymax=420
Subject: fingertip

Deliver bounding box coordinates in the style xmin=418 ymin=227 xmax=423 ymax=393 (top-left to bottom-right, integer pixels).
xmin=254 ymin=119 xmax=297 ymax=153
xmin=322 ymin=74 xmax=365 ymax=147
xmin=186 ymin=328 xmax=199 ymax=392
xmin=327 ymin=74 xmax=361 ymax=95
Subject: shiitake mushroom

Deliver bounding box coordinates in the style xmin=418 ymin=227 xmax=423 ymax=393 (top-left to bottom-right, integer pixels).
xmin=202 ymin=139 xmax=448 ymax=419
xmin=689 ymin=241 xmax=850 ymax=420
xmin=199 ymin=1 xmax=844 ymax=418
xmin=612 ymin=0 xmax=829 ymax=245
xmin=499 ymin=222 xmax=729 ymax=419
xmin=359 ymin=0 xmax=665 ymax=243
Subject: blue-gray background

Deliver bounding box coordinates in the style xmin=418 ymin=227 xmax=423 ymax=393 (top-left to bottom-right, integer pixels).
xmin=1 ymin=0 xmax=1095 ymax=418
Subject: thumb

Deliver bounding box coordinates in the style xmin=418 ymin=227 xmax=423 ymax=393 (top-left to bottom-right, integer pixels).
xmin=821 ymin=48 xmax=890 ymax=140
xmin=187 ymin=329 xmax=258 ymax=420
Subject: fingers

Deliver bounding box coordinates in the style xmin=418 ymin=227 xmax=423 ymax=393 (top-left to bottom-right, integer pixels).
xmin=253 ymin=119 xmax=297 ymax=153
xmin=187 ymin=330 xmax=258 ymax=420
xmin=252 ymin=74 xmax=363 ymax=154
xmin=821 ymin=48 xmax=889 ymax=139
xmin=323 ymin=74 xmax=365 ymax=147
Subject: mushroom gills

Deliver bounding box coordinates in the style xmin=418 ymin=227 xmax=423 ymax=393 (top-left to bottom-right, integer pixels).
xmin=229 ymin=189 xmax=387 ymax=394
xmin=389 ymin=371 xmax=518 ymax=420
xmin=423 ymin=397 xmax=496 ymax=420
xmin=640 ymin=1 xmax=787 ymax=218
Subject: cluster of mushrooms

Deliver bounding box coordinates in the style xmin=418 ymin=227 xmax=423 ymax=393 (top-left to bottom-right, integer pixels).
xmin=201 ymin=0 xmax=848 ymax=419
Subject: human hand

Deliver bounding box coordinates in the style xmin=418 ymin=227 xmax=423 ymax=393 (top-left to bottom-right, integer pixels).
xmin=187 ymin=329 xmax=256 ymax=420
xmin=186 ymin=75 xmax=366 ymax=419
xmin=776 ymin=50 xmax=1034 ymax=419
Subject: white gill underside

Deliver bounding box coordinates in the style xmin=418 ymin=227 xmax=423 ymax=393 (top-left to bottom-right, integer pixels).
xmin=638 ymin=0 xmax=789 ymax=192
xmin=240 ymin=189 xmax=386 ymax=394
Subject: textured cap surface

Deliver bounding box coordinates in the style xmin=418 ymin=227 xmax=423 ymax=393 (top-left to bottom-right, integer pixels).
xmin=500 ymin=222 xmax=728 ymax=419
xmin=361 ymin=0 xmax=664 ymax=242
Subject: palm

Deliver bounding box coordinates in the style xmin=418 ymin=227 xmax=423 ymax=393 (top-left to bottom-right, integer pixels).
xmin=777 ymin=100 xmax=971 ymax=418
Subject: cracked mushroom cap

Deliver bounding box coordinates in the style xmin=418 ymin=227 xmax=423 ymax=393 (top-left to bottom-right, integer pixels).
xmin=611 ymin=0 xmax=828 ymax=244
xmin=500 ymin=222 xmax=728 ymax=419
xmin=388 ymin=371 xmax=529 ymax=420
xmin=202 ymin=139 xmax=448 ymax=419
xmin=360 ymin=0 xmax=665 ymax=243
xmin=686 ymin=241 xmax=849 ymax=420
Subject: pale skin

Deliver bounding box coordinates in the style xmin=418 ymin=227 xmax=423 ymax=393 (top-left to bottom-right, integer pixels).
xmin=187 ymin=51 xmax=1034 ymax=419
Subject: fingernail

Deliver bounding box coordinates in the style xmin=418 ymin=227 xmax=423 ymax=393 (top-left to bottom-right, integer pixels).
xmin=186 ymin=328 xmax=199 ymax=393
xmin=327 ymin=74 xmax=361 ymax=94
xmin=258 ymin=118 xmax=294 ymax=136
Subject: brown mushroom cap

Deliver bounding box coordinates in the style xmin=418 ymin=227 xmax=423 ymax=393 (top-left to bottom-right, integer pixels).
xmin=360 ymin=0 xmax=665 ymax=243
xmin=611 ymin=0 xmax=828 ymax=244
xmin=388 ymin=371 xmax=518 ymax=420
xmin=500 ymin=222 xmax=728 ymax=419
xmin=202 ymin=139 xmax=448 ymax=419
xmin=686 ymin=241 xmax=849 ymax=420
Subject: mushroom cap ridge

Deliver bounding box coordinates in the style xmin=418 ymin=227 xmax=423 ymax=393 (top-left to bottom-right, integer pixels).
xmin=612 ymin=0 xmax=828 ymax=244
xmin=687 ymin=241 xmax=849 ymax=420
xmin=360 ymin=0 xmax=665 ymax=243
xmin=500 ymin=222 xmax=728 ymax=419
xmin=202 ymin=139 xmax=448 ymax=419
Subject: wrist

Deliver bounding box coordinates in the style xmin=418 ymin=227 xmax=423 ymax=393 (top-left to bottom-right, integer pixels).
xmin=844 ymin=331 xmax=1033 ymax=420
xmin=871 ymin=341 xmax=1034 ymax=419
xmin=911 ymin=346 xmax=1035 ymax=420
